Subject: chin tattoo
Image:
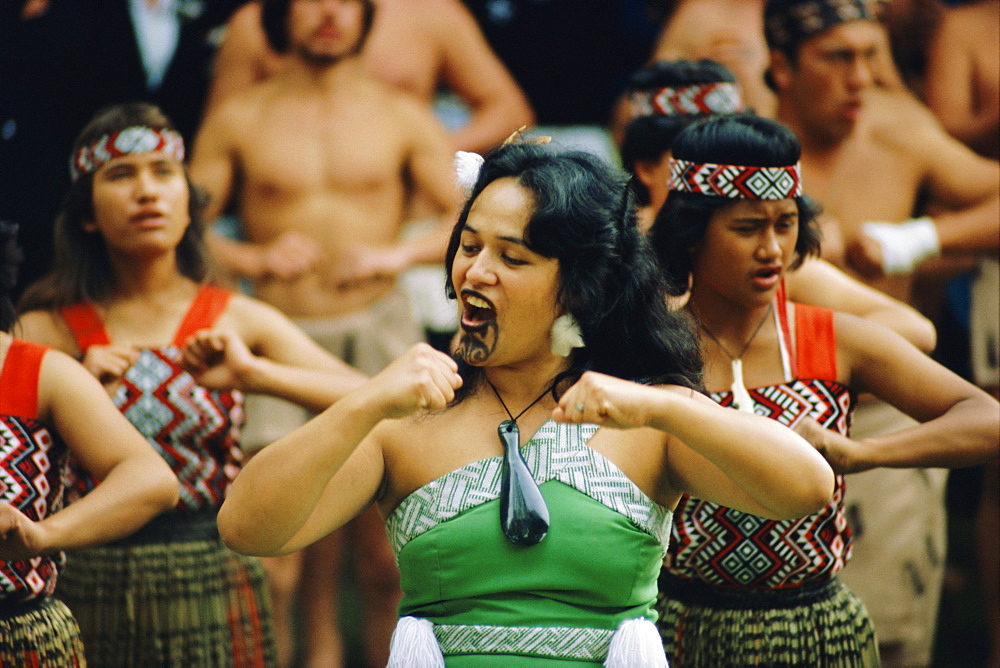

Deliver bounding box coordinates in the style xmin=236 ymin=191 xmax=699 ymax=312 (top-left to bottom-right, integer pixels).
xmin=457 ymin=324 xmax=497 ymax=365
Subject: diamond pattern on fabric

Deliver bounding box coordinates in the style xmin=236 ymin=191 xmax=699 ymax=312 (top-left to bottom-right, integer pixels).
xmin=70 ymin=126 xmax=185 ymax=181
xmin=629 ymin=82 xmax=744 ymax=118
xmin=434 ymin=623 xmax=614 ymax=660
xmin=669 ymin=159 xmax=802 ymax=200
xmin=667 ymin=378 xmax=854 ymax=588
xmin=1 ymin=416 xmax=67 ymax=601
xmin=386 ymin=421 xmax=673 ymax=556
xmin=69 ymin=347 xmax=244 ymax=512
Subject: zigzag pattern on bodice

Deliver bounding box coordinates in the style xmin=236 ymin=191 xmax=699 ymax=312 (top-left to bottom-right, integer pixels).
xmin=386 ymin=420 xmax=673 ymax=557
xmin=1 ymin=416 xmax=66 ymax=600
xmin=69 ymin=347 xmax=244 ymax=511
xmin=668 ymin=378 xmax=854 ymax=588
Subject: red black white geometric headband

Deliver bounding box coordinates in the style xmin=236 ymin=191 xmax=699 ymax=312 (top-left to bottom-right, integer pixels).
xmin=70 ymin=126 xmax=185 ymax=182
xmin=629 ymin=82 xmax=744 ymax=119
xmin=669 ymin=158 xmax=803 ymax=200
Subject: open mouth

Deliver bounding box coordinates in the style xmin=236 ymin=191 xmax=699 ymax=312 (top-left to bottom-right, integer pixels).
xmin=460 ymin=291 xmax=496 ymax=332
xmin=752 ymin=266 xmax=782 ymax=288
xmin=756 ymin=266 xmax=780 ymax=278
xmin=132 ymin=210 xmax=165 ymax=225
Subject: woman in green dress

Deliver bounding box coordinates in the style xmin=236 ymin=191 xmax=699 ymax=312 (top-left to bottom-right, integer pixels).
xmin=216 ymin=142 xmax=836 ymax=666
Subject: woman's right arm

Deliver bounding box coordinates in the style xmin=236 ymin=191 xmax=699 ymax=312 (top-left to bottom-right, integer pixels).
xmin=217 ymin=343 xmax=462 ymax=556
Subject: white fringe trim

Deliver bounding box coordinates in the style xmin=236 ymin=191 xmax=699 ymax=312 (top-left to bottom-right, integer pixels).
xmin=387 ymin=616 xmax=446 ymax=668
xmin=604 ymin=617 xmax=669 ymax=667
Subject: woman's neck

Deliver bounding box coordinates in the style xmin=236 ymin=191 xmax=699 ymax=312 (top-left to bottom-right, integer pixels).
xmin=687 ymin=288 xmax=773 ymax=346
xmin=105 ymin=252 xmax=190 ymax=303
xmin=481 ymin=358 xmax=570 ymax=411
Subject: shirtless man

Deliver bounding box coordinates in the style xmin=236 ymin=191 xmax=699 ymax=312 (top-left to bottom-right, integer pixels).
xmin=764 ymin=1 xmax=1000 ymax=665
xmin=925 ymin=0 xmax=999 ymax=161
xmin=190 ymin=1 xmax=462 ymax=665
xmin=643 ymin=0 xmax=905 ymax=125
xmin=925 ymin=3 xmax=999 ymax=664
xmin=204 ymin=0 xmax=534 ymax=153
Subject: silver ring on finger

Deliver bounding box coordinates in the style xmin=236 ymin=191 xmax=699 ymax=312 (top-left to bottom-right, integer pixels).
xmin=575 ymin=402 xmax=586 ymax=412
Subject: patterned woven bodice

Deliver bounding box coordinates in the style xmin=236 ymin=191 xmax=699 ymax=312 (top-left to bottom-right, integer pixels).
xmin=60 ymin=286 xmax=243 ymax=512
xmin=666 ymin=301 xmax=856 ymax=589
xmin=0 ymin=339 xmax=68 ymax=602
xmin=386 ymin=420 xmax=673 ymax=664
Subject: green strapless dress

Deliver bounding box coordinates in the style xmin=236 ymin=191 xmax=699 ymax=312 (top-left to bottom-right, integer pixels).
xmin=385 ymin=420 xmax=672 ymax=666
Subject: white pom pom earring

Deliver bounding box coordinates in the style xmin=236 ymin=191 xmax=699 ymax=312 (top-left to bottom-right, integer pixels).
xmin=453 ymin=151 xmax=484 ymax=197
xmin=550 ymin=313 xmax=585 ymax=357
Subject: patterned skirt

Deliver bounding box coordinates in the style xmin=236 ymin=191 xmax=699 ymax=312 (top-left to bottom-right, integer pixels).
xmin=55 ymin=510 xmax=276 ymax=668
xmin=655 ymin=573 xmax=880 ymax=667
xmin=0 ymin=595 xmax=86 ymax=667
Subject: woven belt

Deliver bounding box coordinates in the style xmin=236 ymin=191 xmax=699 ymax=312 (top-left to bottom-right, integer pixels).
xmin=0 ymin=594 xmax=48 ymax=621
xmin=111 ymin=508 xmax=220 ymax=545
xmin=659 ymin=571 xmax=840 ymax=610
xmin=434 ymin=623 xmax=615 ymax=661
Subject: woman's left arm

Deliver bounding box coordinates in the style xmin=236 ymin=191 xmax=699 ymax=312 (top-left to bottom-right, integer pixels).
xmin=813 ymin=312 xmax=999 ymax=472
xmin=555 ymin=373 xmax=835 ymax=520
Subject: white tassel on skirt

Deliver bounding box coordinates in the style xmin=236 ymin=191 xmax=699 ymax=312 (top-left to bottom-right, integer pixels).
xmin=387 ymin=616 xmax=446 ymax=668
xmin=604 ymin=617 xmax=669 ymax=667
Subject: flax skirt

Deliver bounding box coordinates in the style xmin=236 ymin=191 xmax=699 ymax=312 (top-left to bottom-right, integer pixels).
xmin=56 ymin=531 xmax=276 ymax=667
xmin=655 ymin=573 xmax=880 ymax=667
xmin=0 ymin=596 xmax=85 ymax=667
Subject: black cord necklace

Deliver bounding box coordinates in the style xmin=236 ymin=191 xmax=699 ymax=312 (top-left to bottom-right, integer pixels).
xmin=696 ymin=302 xmax=773 ymax=414
xmin=486 ymin=378 xmax=554 ymax=546
xmin=486 ymin=379 xmax=554 ymax=426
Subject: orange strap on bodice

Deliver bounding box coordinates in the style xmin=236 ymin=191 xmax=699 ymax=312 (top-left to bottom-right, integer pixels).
xmin=794 ymin=302 xmax=837 ymax=381
xmin=60 ymin=285 xmax=232 ymax=352
xmin=0 ymin=339 xmax=49 ymax=418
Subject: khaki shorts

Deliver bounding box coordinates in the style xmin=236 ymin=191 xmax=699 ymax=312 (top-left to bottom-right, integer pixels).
xmin=240 ymin=288 xmax=423 ymax=453
xmin=840 ymin=399 xmax=948 ymax=667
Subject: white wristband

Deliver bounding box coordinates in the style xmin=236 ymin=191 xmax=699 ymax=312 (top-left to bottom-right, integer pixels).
xmin=861 ymin=217 xmax=940 ymax=275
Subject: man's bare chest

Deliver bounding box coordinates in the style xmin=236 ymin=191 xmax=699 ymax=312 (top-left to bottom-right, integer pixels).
xmin=805 ymin=144 xmax=924 ymax=232
xmin=240 ymin=115 xmax=408 ymax=196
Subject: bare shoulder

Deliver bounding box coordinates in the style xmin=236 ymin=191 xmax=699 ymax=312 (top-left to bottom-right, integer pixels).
xmin=13 ymin=310 xmax=77 ymax=353
xmin=378 ymin=409 xmax=449 ymax=451
xmin=201 ymin=80 xmax=273 ymax=136
xmin=228 ymin=0 xmax=264 ymax=31
xmin=420 ymin=0 xmax=477 ymax=30
xmin=38 ymin=346 xmax=89 ymax=384
xmin=215 ymin=292 xmax=288 ymax=333
xmin=375 ymin=78 xmax=430 ymax=115
xmin=868 ymin=89 xmax=941 ymax=142
xmin=373 ymin=409 xmax=458 ymax=506
xmin=946 ymin=1 xmax=998 ymax=32
xmin=865 ymin=88 xmax=949 ymax=158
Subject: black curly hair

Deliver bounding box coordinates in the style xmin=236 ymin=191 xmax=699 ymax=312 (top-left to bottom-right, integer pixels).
xmin=444 ymin=142 xmax=704 ymax=402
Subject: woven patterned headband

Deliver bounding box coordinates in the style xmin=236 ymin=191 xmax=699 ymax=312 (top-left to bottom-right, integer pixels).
xmin=669 ymin=158 xmax=802 ymax=199
xmin=70 ymin=126 xmax=185 ymax=181
xmin=629 ymin=82 xmax=744 ymax=119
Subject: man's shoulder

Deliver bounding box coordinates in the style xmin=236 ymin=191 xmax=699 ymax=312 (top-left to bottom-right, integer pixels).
xmin=202 ymin=78 xmax=289 ymax=144
xmin=206 ymin=82 xmax=272 ymax=127
xmin=863 ymin=88 xmax=943 ymax=155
